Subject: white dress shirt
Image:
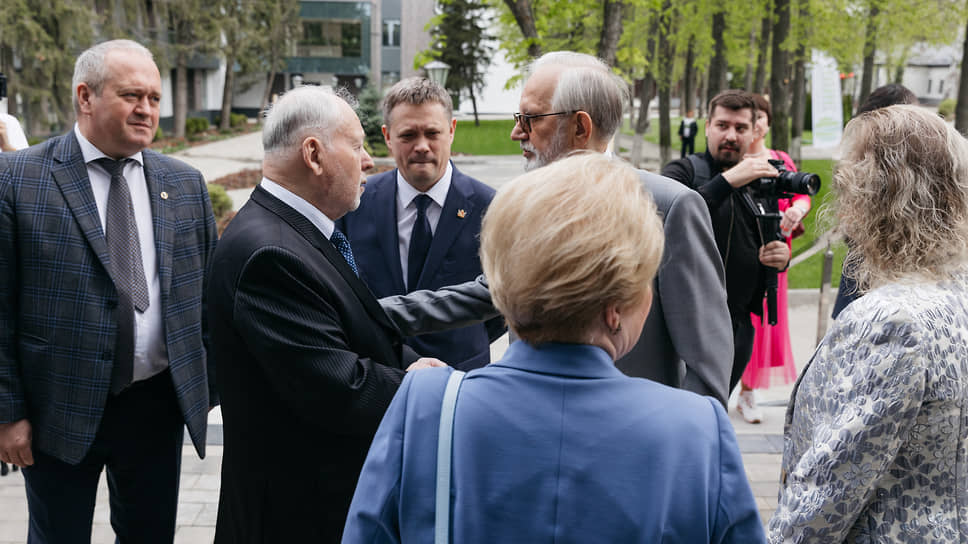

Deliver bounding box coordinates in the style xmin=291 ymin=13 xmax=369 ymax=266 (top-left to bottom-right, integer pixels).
xmin=396 ymin=163 xmax=452 ymax=289
xmin=260 ymin=177 xmax=336 ymax=239
xmin=74 ymin=124 xmax=167 ymax=382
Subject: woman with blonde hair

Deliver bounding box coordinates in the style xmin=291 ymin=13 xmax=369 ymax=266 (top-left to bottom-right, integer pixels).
xmin=769 ymin=104 xmax=968 ymax=542
xmin=343 ymin=153 xmax=764 ymax=543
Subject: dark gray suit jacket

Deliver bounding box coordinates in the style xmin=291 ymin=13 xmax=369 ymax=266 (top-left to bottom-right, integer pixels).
xmin=616 ymin=170 xmax=733 ymax=406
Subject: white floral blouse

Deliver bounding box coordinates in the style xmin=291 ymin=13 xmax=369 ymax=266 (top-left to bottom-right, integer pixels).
xmin=768 ymin=273 xmax=968 ymax=543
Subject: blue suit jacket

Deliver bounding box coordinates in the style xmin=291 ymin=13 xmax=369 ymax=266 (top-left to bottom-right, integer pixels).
xmin=337 ymin=165 xmax=501 ymax=369
xmin=344 ymin=341 xmax=767 ymax=543
xmin=0 ymin=132 xmax=218 ymax=464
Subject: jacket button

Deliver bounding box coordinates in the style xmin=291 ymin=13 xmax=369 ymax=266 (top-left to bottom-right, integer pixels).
xmin=106 ymin=299 xmax=118 ymax=309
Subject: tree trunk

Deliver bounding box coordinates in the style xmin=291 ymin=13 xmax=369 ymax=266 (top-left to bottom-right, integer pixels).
xmin=706 ymin=11 xmax=728 ymax=104
xmin=858 ymin=4 xmax=879 ymax=108
xmin=698 ymin=72 xmax=708 ymax=117
xmin=683 ymin=40 xmax=695 ymax=115
xmin=470 ymin=87 xmax=480 ymax=126
xmin=175 ymin=54 xmax=188 ymax=139
xmin=219 ymin=50 xmax=236 ymax=132
xmin=956 ymin=14 xmax=968 ymax=133
xmin=628 ymin=83 xmax=636 ymax=129
xmin=260 ymin=70 xmax=277 ymax=115
xmin=754 ymin=13 xmax=771 ymax=94
xmin=657 ymin=0 xmax=675 ymax=166
xmin=631 ymin=17 xmax=659 ymax=168
xmin=597 ymin=0 xmax=624 ymax=66
xmin=502 ymin=0 xmax=541 ymax=57
xmin=745 ymin=26 xmax=756 ymax=91
xmin=790 ymin=50 xmax=807 ymax=163
xmin=769 ymin=0 xmax=791 ymax=151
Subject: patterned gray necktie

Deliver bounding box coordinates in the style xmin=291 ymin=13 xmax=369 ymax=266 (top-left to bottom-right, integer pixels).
xmin=330 ymin=229 xmax=359 ymax=276
xmin=96 ymin=157 xmax=150 ymax=394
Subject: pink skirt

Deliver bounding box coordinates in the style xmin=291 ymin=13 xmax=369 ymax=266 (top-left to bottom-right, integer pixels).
xmin=742 ymin=270 xmax=798 ymax=389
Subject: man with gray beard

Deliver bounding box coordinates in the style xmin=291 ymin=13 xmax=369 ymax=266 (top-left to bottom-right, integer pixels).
xmin=510 ymin=52 xmax=733 ymax=406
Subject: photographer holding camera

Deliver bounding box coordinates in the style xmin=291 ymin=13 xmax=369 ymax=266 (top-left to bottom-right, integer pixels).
xmin=662 ymin=90 xmax=815 ymax=398
xmin=0 ymin=73 xmax=27 ymax=153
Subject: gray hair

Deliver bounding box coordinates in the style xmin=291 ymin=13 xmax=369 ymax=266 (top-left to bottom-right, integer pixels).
xmin=72 ymin=40 xmax=154 ymax=115
xmin=382 ymin=77 xmax=452 ymax=127
xmin=262 ymin=85 xmax=358 ymax=154
xmin=528 ymin=52 xmax=628 ymax=141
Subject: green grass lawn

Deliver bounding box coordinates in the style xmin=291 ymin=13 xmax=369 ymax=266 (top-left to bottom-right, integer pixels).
xmin=788 ymin=158 xmax=841 ymax=289
xmin=452 ymin=119 xmax=520 ymax=155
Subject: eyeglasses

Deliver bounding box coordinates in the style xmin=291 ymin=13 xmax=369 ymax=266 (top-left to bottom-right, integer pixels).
xmin=513 ymin=110 xmax=580 ymax=133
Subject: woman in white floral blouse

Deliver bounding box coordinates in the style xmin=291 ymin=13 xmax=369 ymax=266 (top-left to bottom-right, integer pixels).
xmin=768 ymin=105 xmax=968 ymax=543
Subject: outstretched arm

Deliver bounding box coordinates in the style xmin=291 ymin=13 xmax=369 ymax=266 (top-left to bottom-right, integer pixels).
xmin=379 ymin=275 xmax=501 ymax=337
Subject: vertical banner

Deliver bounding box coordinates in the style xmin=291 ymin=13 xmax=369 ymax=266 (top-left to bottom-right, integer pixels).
xmin=811 ymin=50 xmax=843 ymax=148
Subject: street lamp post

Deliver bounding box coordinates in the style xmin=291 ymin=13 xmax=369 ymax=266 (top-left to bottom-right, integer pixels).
xmin=423 ymin=60 xmax=450 ymax=87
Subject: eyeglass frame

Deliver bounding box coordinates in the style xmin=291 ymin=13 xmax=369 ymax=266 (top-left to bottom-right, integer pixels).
xmin=513 ymin=110 xmax=581 ymax=133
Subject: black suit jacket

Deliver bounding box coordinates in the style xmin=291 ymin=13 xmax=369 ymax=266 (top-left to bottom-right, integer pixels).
xmin=337 ymin=164 xmax=501 ymax=369
xmin=208 ymin=186 xmax=417 ymax=542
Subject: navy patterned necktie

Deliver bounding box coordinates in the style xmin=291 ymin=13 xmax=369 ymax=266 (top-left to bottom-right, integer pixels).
xmin=330 ymin=229 xmax=359 ymax=276
xmin=408 ymin=194 xmax=433 ymax=291
xmin=96 ymin=157 xmax=150 ymax=394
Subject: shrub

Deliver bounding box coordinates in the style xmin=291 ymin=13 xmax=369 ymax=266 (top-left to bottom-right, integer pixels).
xmin=938 ymin=98 xmax=956 ymax=120
xmin=230 ymin=113 xmax=248 ymax=128
xmin=357 ymin=85 xmax=385 ymax=149
xmin=207 ymin=183 xmax=233 ymax=220
xmin=185 ymin=117 xmax=210 ymax=137
xmin=154 ymin=126 xmax=164 ymax=142
xmin=842 ymin=94 xmax=853 ymax=126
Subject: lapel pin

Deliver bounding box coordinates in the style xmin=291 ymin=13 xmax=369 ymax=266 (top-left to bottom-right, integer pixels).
xmin=160 ymin=191 xmax=169 ymax=200
xmin=457 ymin=209 xmax=466 ymax=219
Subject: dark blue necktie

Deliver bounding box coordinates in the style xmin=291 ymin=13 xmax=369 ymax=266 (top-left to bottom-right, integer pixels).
xmin=330 ymin=229 xmax=359 ymax=276
xmin=408 ymin=194 xmax=433 ymax=291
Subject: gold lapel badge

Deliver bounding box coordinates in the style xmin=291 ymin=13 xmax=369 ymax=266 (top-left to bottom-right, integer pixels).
xmin=457 ymin=209 xmax=466 ymax=219
xmin=160 ymin=191 xmax=169 ymax=200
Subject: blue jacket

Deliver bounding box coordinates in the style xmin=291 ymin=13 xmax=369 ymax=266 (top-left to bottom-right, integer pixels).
xmin=337 ymin=165 xmax=502 ymax=369
xmin=344 ymin=341 xmax=766 ymax=543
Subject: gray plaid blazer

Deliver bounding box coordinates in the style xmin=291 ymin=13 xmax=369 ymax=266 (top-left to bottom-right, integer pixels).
xmin=0 ymin=132 xmax=218 ymax=464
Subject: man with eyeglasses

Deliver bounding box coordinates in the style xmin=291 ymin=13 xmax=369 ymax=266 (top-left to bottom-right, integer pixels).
xmin=510 ymin=51 xmax=733 ymax=407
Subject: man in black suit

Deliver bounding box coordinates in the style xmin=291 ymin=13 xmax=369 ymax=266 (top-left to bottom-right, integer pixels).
xmin=0 ymin=40 xmax=218 ymax=542
xmin=207 ymin=85 xmax=495 ymax=542
xmin=338 ymin=78 xmax=502 ymax=369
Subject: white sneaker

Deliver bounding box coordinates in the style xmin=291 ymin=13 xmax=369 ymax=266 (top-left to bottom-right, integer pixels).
xmin=737 ymin=389 xmax=763 ymax=424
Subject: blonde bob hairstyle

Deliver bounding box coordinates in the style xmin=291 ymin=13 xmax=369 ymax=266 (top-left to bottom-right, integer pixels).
xmin=835 ymin=104 xmax=968 ymax=291
xmin=480 ymin=152 xmax=664 ymax=345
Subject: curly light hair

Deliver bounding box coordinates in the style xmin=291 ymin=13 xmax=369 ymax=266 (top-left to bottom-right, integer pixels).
xmin=835 ymin=104 xmax=968 ymax=291
xmin=480 ymin=153 xmax=663 ymax=345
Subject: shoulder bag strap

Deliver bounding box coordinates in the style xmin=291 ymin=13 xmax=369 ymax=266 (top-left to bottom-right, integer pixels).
xmin=435 ymin=370 xmax=466 ymax=544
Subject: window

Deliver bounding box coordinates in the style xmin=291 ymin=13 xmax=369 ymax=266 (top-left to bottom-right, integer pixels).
xmin=383 ymin=20 xmax=400 ymax=47
xmin=940 ymin=79 xmax=944 ymax=94
xmin=298 ymin=19 xmax=363 ymax=58
xmin=928 ymin=79 xmax=932 ymax=94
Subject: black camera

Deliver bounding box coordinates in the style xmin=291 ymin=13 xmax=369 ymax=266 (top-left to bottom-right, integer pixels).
xmin=0 ymin=72 xmax=6 ymax=101
xmin=749 ymin=159 xmax=820 ymax=198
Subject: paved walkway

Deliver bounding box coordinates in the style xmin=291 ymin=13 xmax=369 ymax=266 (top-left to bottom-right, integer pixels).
xmin=0 ymin=131 xmax=840 ymax=542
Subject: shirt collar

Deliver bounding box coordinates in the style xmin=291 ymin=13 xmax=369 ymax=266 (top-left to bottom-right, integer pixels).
xmin=396 ymin=161 xmax=453 ymax=209
xmin=260 ymin=177 xmax=335 ymax=239
xmin=74 ymin=124 xmax=144 ymax=166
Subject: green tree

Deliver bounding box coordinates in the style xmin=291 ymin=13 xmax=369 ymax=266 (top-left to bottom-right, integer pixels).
xmin=0 ymin=0 xmax=97 ymax=135
xmin=421 ymin=0 xmax=494 ymax=124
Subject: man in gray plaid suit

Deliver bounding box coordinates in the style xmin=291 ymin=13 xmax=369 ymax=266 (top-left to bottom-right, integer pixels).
xmin=0 ymin=40 xmax=217 ymax=542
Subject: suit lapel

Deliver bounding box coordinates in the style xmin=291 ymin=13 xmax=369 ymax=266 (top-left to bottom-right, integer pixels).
xmin=142 ymin=151 xmax=173 ymax=302
xmin=416 ymin=166 xmax=473 ymax=289
xmin=372 ymin=172 xmax=407 ymax=293
xmin=50 ymin=133 xmax=114 ymax=280
xmin=251 ymin=186 xmax=400 ymax=334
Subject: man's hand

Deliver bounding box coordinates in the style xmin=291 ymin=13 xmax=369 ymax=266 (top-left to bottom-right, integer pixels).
xmin=406 ymin=358 xmax=448 ymax=372
xmin=759 ymin=240 xmax=791 ymax=270
xmin=0 ymin=118 xmax=12 ymax=152
xmin=722 ymin=156 xmax=778 ymax=189
xmin=0 ymin=419 xmax=34 ymax=467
